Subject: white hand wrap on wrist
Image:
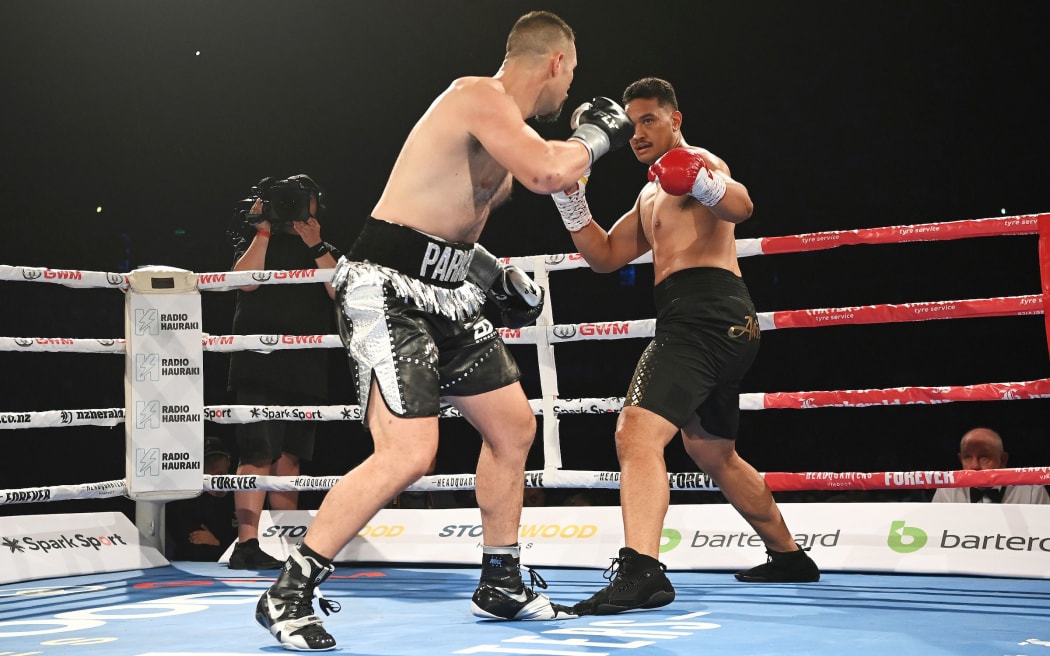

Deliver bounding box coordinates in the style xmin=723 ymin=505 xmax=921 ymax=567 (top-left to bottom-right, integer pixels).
xmin=691 ymin=170 xmax=728 ymax=207
xmin=551 ymin=186 xmax=593 ymax=232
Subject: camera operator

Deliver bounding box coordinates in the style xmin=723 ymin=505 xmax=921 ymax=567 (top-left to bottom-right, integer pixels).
xmin=226 ymin=174 xmax=341 ymax=570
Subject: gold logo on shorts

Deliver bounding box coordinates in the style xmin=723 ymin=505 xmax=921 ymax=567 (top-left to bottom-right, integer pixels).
xmin=728 ymin=315 xmax=760 ymax=340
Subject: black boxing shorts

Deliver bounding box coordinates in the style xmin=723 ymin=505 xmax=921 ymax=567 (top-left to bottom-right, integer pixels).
xmin=624 ymin=267 xmax=760 ymax=438
xmin=334 ymin=218 xmax=521 ymax=421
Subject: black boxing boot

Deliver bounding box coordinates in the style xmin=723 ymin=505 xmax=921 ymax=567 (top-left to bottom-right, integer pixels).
xmin=255 ymin=544 xmax=341 ymax=651
xmin=572 ymin=547 xmax=675 ymax=616
xmin=734 ymin=545 xmax=820 ymax=583
xmin=228 ymin=538 xmax=284 ymax=570
xmin=471 ymin=546 xmax=576 ymax=620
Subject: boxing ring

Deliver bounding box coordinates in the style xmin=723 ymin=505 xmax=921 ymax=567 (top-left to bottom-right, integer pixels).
xmin=2 ymin=212 xmax=1050 ymax=654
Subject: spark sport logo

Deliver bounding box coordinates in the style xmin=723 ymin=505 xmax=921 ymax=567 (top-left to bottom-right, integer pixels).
xmin=204 ymin=407 xmax=234 ymax=421
xmin=3 ymin=532 xmax=129 ymax=555
xmin=248 ymin=407 xmax=326 ymax=421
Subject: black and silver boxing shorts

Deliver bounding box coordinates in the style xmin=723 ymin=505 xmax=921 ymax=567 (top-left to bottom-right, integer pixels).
xmin=334 ymin=218 xmax=521 ymax=421
xmin=624 ymin=267 xmax=760 ymax=438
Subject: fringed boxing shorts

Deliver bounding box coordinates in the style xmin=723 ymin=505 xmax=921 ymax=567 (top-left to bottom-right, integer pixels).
xmin=334 ymin=218 xmax=521 ymax=422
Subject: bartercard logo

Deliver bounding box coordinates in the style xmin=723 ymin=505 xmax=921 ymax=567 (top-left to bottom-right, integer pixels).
xmin=887 ymin=520 xmax=928 ymax=553
xmin=660 ymin=528 xmax=682 ymax=553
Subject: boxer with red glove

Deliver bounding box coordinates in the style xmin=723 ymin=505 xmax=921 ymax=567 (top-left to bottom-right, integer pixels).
xmin=647 ymin=146 xmax=727 ymax=207
xmin=559 ymin=77 xmax=818 ymax=620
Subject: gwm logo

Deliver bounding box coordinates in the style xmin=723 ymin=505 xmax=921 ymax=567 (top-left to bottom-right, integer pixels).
xmin=887 ymin=520 xmax=928 ymax=553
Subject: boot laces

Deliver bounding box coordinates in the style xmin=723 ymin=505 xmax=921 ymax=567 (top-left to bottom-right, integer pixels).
xmin=602 ymin=552 xmax=667 ymax=583
xmin=524 ymin=566 xmax=549 ymax=592
xmin=279 ymin=580 xmax=340 ymax=621
xmin=602 ymin=554 xmax=626 ymax=583
xmin=766 ymin=545 xmax=812 ymax=563
xmin=316 ymin=589 xmax=341 ymax=616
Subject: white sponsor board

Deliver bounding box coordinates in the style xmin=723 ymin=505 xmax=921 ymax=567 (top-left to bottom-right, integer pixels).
xmin=228 ymin=503 xmax=1050 ymax=579
xmin=124 ymin=266 xmax=204 ymax=500
xmin=0 ymin=512 xmax=169 ymax=584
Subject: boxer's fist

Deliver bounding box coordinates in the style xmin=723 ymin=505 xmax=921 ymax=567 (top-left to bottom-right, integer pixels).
xmin=648 ymin=147 xmax=727 ymax=207
xmin=468 ymin=244 xmax=545 ymax=328
xmin=569 ymin=97 xmax=633 ymax=165
xmin=489 ymin=265 xmax=545 ymax=329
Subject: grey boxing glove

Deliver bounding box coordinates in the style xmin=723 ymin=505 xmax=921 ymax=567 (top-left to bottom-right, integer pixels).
xmin=569 ymin=97 xmax=633 ymax=165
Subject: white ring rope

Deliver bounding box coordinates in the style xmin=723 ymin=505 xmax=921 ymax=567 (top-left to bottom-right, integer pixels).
xmin=1 ymin=212 xmax=1048 ymax=505
xmin=6 ymin=465 xmax=1050 ymax=506
xmin=1 ymin=214 xmax=1044 ymax=290
xmin=0 ymin=289 xmax=1043 ymax=354
xmin=4 ymin=375 xmax=1050 ymax=432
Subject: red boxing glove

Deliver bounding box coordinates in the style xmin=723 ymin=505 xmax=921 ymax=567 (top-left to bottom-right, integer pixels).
xmin=647 ymin=147 xmax=727 ymax=207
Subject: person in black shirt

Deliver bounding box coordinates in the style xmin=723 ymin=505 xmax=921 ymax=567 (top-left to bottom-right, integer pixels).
xmin=226 ymin=175 xmax=340 ymax=569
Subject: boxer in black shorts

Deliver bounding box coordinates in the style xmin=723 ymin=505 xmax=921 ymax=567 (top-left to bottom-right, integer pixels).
xmin=256 ymin=12 xmax=636 ymax=647
xmin=625 ymin=267 xmax=760 ymax=437
xmin=334 ymin=218 xmax=523 ymax=421
xmin=552 ymin=77 xmax=820 ymax=617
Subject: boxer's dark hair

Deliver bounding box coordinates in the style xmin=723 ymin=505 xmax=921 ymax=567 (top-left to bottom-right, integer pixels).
xmin=506 ymin=11 xmax=574 ymax=58
xmin=623 ymin=77 xmax=679 ymax=111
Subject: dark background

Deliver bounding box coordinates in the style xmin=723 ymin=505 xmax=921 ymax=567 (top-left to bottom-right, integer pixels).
xmin=1 ymin=1 xmax=1048 ymax=514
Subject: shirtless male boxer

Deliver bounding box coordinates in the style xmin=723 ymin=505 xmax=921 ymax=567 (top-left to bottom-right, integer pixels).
xmin=254 ymin=11 xmax=634 ymax=651
xmin=551 ymin=77 xmax=819 ymax=616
